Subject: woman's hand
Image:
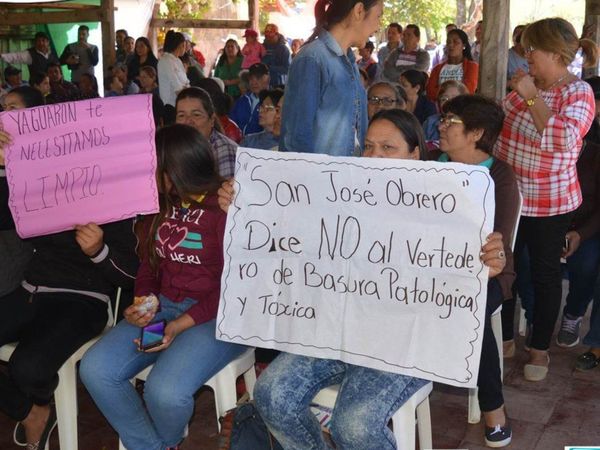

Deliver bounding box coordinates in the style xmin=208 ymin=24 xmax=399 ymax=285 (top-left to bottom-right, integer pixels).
xmin=480 ymin=232 xmax=506 ymax=278
xmin=139 ymin=313 xmax=195 ymax=352
xmin=217 ymin=178 xmax=235 ymax=213
xmin=562 ymin=230 xmax=581 ymax=258
xmin=74 ymin=223 xmax=104 ymax=257
xmin=124 ymin=301 xmax=156 ymax=327
xmin=0 ymin=129 xmax=12 ymax=166
xmin=509 ymin=69 xmax=538 ymax=101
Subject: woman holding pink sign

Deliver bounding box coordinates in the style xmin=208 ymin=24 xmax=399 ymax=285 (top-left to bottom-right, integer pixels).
xmin=0 ymin=86 xmax=139 ymax=450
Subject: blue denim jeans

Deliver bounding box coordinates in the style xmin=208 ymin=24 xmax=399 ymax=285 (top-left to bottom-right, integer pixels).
xmin=80 ymin=295 xmax=246 ymax=450
xmin=254 ymin=353 xmax=428 ymax=450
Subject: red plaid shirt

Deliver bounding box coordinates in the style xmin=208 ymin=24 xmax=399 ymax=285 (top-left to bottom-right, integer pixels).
xmin=494 ymin=80 xmax=594 ymax=217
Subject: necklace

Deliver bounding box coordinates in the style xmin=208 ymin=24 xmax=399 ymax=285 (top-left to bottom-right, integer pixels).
xmin=543 ymin=73 xmax=569 ymax=91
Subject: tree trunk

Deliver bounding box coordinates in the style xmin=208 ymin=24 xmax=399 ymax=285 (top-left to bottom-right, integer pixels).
xmin=456 ymin=0 xmax=466 ymax=26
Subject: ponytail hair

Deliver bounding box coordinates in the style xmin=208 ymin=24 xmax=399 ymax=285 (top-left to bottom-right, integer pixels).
xmin=580 ymin=38 xmax=599 ymax=69
xmin=306 ymin=0 xmax=380 ymax=44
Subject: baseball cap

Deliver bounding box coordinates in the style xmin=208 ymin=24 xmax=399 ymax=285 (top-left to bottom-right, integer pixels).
xmin=248 ymin=62 xmax=269 ymax=77
xmin=4 ymin=66 xmax=21 ymax=78
xmin=243 ymin=29 xmax=258 ymax=38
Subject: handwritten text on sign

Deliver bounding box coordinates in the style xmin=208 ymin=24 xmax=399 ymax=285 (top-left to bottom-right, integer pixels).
xmin=217 ymin=149 xmax=495 ymax=388
xmin=1 ymin=95 xmax=159 ymax=238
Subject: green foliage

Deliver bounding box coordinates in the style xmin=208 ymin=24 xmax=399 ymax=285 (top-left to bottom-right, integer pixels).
xmin=159 ymin=0 xmax=211 ymax=19
xmin=382 ymin=0 xmax=456 ymax=41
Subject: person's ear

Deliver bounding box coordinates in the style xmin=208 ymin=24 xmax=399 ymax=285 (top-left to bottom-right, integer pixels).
xmin=352 ymin=1 xmax=366 ymax=21
xmin=409 ymin=147 xmax=420 ymax=160
xmin=470 ymin=128 xmax=484 ymax=143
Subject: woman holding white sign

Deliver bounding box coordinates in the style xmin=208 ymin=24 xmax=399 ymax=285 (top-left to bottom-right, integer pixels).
xmin=219 ymin=108 xmax=509 ymax=449
xmin=433 ymin=94 xmax=520 ymax=447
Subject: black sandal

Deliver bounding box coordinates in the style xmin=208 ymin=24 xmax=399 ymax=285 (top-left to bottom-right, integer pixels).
xmin=575 ymin=351 xmax=600 ymax=371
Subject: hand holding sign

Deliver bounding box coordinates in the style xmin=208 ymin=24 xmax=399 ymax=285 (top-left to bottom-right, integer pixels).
xmin=0 ymin=95 xmax=159 ymax=238
xmin=74 ymin=223 xmax=104 ymax=257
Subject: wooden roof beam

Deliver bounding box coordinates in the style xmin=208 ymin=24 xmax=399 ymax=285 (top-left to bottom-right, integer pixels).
xmin=150 ymin=18 xmax=252 ymax=29
xmin=0 ymin=8 xmax=103 ymax=26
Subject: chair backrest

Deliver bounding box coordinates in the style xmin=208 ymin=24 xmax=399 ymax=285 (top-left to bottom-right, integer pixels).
xmin=510 ymin=192 xmax=523 ymax=252
xmin=106 ymin=287 xmax=122 ymax=328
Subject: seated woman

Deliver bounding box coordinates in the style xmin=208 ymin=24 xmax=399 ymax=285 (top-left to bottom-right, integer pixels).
xmin=422 ymin=79 xmax=468 ymax=147
xmin=242 ymin=88 xmax=284 ymax=150
xmin=433 ymin=94 xmax=519 ymax=447
xmin=367 ymin=81 xmax=407 ymax=120
xmin=80 ymin=124 xmax=246 ymax=450
xmin=78 ymin=73 xmax=100 ymax=99
xmin=195 ymin=78 xmax=242 ymax=144
xmin=399 ymin=69 xmax=437 ymax=124
xmin=175 ymin=87 xmax=238 ymax=178
xmin=0 ymin=87 xmax=138 ymax=450
xmin=29 ymin=72 xmax=50 ymax=100
xmin=426 ymin=29 xmax=478 ymax=101
xmin=218 ymin=109 xmax=509 ymax=449
xmin=138 ymin=65 xmax=165 ymax=127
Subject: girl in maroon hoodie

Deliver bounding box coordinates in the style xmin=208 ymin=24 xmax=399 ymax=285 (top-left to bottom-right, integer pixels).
xmin=81 ymin=124 xmax=246 ymax=450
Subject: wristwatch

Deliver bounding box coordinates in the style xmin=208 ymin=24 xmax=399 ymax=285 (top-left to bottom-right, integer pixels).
xmin=525 ymin=94 xmax=539 ymax=107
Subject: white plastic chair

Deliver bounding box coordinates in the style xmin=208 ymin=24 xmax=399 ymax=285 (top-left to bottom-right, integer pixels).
xmin=0 ymin=287 xmax=121 ymax=450
xmin=312 ymin=381 xmax=433 ymax=450
xmin=118 ymin=347 xmax=257 ymax=450
xmin=468 ymin=192 xmax=522 ymax=424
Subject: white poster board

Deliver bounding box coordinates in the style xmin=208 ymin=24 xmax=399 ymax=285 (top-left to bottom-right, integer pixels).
xmin=217 ymin=148 xmax=495 ymax=388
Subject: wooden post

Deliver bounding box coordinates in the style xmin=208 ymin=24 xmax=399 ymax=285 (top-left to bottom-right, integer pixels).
xmin=585 ymin=0 xmax=600 ymax=78
xmin=249 ymin=0 xmax=259 ymax=32
xmin=100 ymin=0 xmax=115 ymax=75
xmin=478 ymin=0 xmax=510 ymax=100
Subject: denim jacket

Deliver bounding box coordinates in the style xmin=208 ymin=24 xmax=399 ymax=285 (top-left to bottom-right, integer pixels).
xmin=280 ymin=30 xmax=368 ymax=156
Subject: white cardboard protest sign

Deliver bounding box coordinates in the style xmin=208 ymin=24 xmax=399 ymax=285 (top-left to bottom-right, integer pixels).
xmin=217 ymin=148 xmax=495 ymax=388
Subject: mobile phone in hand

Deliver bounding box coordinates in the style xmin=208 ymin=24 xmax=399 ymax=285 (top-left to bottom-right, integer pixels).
xmin=139 ymin=320 xmax=166 ymax=351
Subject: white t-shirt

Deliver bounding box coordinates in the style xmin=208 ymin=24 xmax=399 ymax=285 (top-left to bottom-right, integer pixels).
xmin=439 ymin=63 xmax=464 ymax=85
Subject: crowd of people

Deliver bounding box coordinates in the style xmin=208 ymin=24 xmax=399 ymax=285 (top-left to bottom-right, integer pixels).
xmin=0 ymin=3 xmax=599 ymax=450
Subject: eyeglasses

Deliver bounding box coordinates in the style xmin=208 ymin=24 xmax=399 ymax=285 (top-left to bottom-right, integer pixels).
xmin=259 ymin=105 xmax=277 ymax=112
xmin=368 ymin=96 xmax=397 ymax=106
xmin=439 ymin=115 xmax=464 ymax=127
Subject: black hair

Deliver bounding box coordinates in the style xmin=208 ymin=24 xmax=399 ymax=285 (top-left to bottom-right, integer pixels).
xmin=217 ymin=39 xmax=242 ymax=67
xmin=447 ymin=29 xmax=473 ymax=61
xmin=259 ymin=88 xmax=284 ymax=106
xmin=124 ymin=36 xmax=135 ymax=44
xmin=401 ymin=69 xmax=428 ymax=96
xmin=47 ymin=62 xmax=61 ymax=70
xmin=442 ymin=94 xmax=505 ymax=154
xmin=163 ymin=30 xmax=185 ymax=53
xmin=370 ymin=109 xmax=426 ymax=160
xmin=405 ymin=24 xmax=420 ymax=38
xmin=135 ymin=37 xmax=157 ymax=61
xmin=586 ymin=76 xmax=600 ymax=100
xmin=78 ymin=25 xmax=90 ymax=33
xmin=195 ymin=78 xmax=234 ymax=116
xmin=359 ymin=68 xmax=369 ymax=83
xmin=148 ymin=124 xmax=223 ymax=272
xmin=307 ymin=0 xmax=381 ymax=43
xmin=388 ymin=22 xmax=402 ymax=34
xmin=80 ymin=73 xmax=99 ymax=95
xmin=29 ymin=71 xmax=48 ymax=87
xmin=116 ymin=29 xmax=128 ymax=36
xmin=176 ymin=86 xmax=223 ymax=132
xmin=8 ymin=86 xmax=44 ymax=108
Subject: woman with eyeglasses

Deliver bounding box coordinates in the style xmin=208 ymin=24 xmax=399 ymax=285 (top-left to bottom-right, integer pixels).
xmin=175 ymin=87 xmax=238 ymax=178
xmin=426 ymin=29 xmax=478 ymax=101
xmin=241 ymin=89 xmax=284 ymax=150
xmin=423 ymin=80 xmax=468 ymax=147
xmin=495 ymin=18 xmax=598 ymax=382
xmin=366 ymin=81 xmax=407 ymax=119
xmin=434 ymin=94 xmax=520 ymax=447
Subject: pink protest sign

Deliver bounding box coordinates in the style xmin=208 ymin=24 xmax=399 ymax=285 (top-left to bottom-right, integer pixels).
xmin=0 ymin=95 xmax=159 ymax=238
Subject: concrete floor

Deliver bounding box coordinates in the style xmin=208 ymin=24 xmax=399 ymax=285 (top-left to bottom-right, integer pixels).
xmin=1 ymin=292 xmax=599 ymax=450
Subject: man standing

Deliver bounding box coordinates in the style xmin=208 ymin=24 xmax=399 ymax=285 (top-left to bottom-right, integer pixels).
xmin=59 ymin=25 xmax=99 ymax=84
xmin=383 ymin=24 xmax=430 ymax=82
xmin=471 ymin=20 xmax=483 ymax=63
xmin=261 ymin=23 xmax=291 ymax=87
xmin=377 ymin=23 xmax=402 ymax=75
xmin=1 ymin=32 xmax=59 ymax=78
